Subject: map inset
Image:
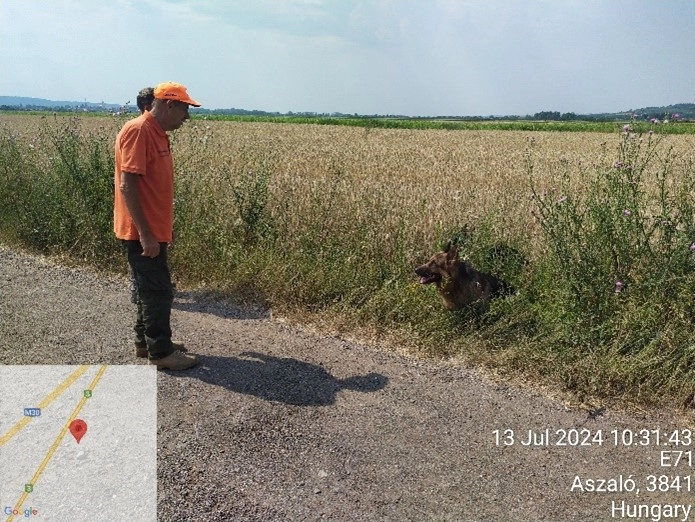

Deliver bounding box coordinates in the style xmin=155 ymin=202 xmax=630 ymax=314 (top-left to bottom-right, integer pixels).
xmin=0 ymin=365 xmax=157 ymax=521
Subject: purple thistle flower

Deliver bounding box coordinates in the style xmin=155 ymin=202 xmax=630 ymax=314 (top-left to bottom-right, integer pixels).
xmin=690 ymin=243 xmax=695 ymax=252
xmin=622 ymin=209 xmax=632 ymax=216
xmin=614 ymin=281 xmax=624 ymax=293
xmin=623 ymin=124 xmax=632 ymax=133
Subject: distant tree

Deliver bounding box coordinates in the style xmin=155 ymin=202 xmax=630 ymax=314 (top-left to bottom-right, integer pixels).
xmin=534 ymin=111 xmax=562 ymax=121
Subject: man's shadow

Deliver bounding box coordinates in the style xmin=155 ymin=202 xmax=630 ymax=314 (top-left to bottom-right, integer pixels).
xmin=187 ymin=352 xmax=388 ymax=406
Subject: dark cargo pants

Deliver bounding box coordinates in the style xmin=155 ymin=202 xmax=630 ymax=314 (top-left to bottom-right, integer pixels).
xmin=123 ymin=240 xmax=175 ymax=359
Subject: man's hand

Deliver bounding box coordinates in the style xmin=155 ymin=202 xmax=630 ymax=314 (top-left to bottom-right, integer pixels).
xmin=140 ymin=232 xmax=160 ymax=258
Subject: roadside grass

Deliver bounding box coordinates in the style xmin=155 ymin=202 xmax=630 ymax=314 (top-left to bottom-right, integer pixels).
xmin=0 ymin=115 xmax=122 ymax=267
xmin=1 ymin=112 xmax=695 ymax=407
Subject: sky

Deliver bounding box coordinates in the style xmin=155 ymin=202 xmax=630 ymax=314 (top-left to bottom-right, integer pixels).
xmin=1 ymin=0 xmax=693 ymax=117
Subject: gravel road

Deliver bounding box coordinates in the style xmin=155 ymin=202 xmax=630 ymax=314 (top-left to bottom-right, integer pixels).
xmin=1 ymin=245 xmax=694 ymax=522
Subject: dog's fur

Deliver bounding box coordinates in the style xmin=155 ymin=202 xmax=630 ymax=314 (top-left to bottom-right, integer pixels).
xmin=415 ymin=242 xmax=514 ymax=310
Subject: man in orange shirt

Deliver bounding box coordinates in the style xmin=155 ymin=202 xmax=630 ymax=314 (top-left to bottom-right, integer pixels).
xmin=127 ymin=86 xmax=155 ymax=305
xmin=114 ymin=81 xmax=200 ymax=370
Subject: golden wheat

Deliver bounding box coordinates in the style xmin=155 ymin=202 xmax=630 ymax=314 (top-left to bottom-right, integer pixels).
xmin=172 ymin=120 xmax=694 ymax=258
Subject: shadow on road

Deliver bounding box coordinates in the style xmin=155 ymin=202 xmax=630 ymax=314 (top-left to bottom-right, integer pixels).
xmin=172 ymin=289 xmax=270 ymax=320
xmin=182 ymin=351 xmax=388 ymax=406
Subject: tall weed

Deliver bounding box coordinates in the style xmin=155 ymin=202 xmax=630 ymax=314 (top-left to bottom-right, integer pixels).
xmin=530 ymin=129 xmax=695 ymax=352
xmin=0 ymin=116 xmax=118 ymax=263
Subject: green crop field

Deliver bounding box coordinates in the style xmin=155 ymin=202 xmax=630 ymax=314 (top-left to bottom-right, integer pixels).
xmin=195 ymin=113 xmax=695 ymax=134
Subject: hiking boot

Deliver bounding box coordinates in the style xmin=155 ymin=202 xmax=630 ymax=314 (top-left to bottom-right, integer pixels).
xmin=150 ymin=350 xmax=198 ymax=371
xmin=135 ymin=341 xmax=187 ymax=358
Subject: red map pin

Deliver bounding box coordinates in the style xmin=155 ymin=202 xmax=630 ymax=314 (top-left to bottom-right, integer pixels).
xmin=69 ymin=419 xmax=88 ymax=444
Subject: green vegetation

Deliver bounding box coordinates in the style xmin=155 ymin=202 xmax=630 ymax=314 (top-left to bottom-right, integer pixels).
xmin=524 ymin=133 xmax=695 ymax=402
xmin=3 ymin=108 xmax=695 ymax=134
xmin=196 ymin=114 xmax=695 ymax=134
xmin=1 ymin=113 xmax=694 ymax=407
xmin=0 ymin=116 xmax=119 ymax=264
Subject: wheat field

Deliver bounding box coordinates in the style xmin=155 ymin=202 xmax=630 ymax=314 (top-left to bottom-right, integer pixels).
xmin=170 ymin=119 xmax=694 ymax=256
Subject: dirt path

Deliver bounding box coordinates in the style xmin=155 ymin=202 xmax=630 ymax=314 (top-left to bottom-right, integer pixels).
xmin=1 ymin=245 xmax=693 ymax=521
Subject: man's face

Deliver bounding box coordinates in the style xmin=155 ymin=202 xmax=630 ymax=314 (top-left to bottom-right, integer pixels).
xmin=165 ymin=100 xmax=190 ymax=130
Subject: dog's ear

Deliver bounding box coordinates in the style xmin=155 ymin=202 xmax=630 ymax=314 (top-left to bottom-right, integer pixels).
xmin=442 ymin=241 xmax=452 ymax=253
xmin=446 ymin=243 xmax=459 ymax=261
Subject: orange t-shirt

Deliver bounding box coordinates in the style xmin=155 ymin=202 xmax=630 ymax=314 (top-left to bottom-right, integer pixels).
xmin=113 ymin=111 xmax=174 ymax=242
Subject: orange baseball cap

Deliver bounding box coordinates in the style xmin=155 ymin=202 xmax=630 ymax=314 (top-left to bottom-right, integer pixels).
xmin=153 ymin=82 xmax=202 ymax=107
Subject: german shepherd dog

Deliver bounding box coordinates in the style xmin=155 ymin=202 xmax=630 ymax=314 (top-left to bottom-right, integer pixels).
xmin=415 ymin=242 xmax=514 ymax=310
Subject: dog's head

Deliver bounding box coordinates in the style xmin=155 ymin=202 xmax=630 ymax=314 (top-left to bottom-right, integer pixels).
xmin=414 ymin=242 xmax=460 ymax=285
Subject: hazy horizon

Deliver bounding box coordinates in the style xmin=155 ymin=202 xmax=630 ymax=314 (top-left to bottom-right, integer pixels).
xmin=1 ymin=95 xmax=693 ymax=118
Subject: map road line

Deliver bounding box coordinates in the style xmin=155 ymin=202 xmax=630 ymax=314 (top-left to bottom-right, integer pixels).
xmin=5 ymin=365 xmax=108 ymax=522
xmin=0 ymin=365 xmax=90 ymax=447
